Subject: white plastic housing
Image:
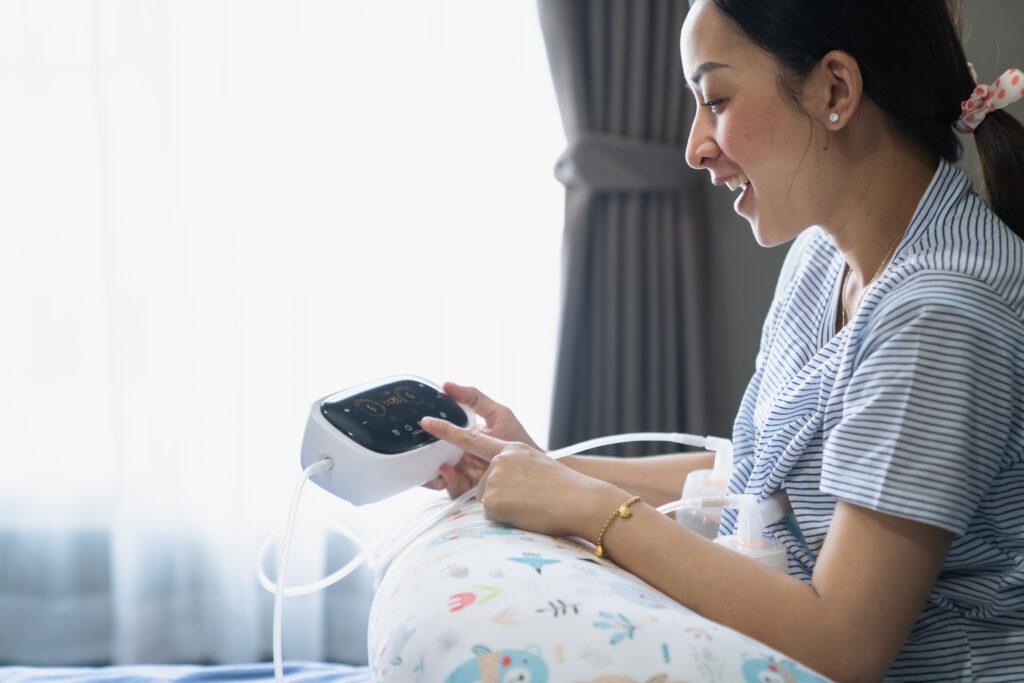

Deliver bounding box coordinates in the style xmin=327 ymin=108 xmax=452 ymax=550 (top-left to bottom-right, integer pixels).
xmin=299 ymin=375 xmax=477 ymax=505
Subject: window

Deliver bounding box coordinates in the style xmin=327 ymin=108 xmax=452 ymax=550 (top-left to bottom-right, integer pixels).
xmin=0 ymin=0 xmax=564 ymax=663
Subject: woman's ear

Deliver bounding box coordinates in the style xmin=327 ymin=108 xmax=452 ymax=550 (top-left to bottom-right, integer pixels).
xmin=816 ymin=49 xmax=863 ymax=129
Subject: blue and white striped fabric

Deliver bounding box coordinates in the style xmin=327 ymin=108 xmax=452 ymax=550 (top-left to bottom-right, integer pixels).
xmin=720 ymin=158 xmax=1024 ymax=681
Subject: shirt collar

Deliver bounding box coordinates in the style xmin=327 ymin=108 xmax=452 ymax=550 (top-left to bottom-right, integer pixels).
xmin=890 ymin=157 xmax=972 ymax=263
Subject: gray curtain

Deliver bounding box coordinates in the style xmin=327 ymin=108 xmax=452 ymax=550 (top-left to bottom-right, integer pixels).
xmin=538 ymin=0 xmax=710 ymax=457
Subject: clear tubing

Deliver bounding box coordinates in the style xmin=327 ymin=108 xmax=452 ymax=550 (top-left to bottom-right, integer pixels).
xmin=258 ymin=431 xmax=727 ymax=608
xmin=656 ymin=494 xmax=753 ymax=515
xmin=370 ymin=431 xmax=721 ymax=580
xmin=378 ymin=513 xmax=498 ymax=591
xmin=256 ymin=519 xmax=376 ymax=596
xmin=548 ymin=431 xmax=714 ymax=460
xmin=370 ymin=486 xmax=479 ymax=587
xmin=272 ymin=457 xmax=333 ymax=683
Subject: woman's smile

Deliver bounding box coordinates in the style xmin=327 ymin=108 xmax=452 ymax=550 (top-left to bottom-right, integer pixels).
xmin=734 ymin=180 xmax=754 ymax=217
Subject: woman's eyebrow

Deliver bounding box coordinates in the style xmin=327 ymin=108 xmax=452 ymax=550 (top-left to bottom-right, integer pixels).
xmin=688 ymin=61 xmax=730 ymax=86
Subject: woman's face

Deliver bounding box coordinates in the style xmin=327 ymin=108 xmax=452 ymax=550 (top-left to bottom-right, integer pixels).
xmin=680 ymin=0 xmax=831 ymax=247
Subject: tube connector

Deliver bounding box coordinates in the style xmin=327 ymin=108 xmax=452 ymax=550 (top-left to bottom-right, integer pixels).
xmin=704 ymin=435 xmax=734 ymax=484
xmin=677 ymin=494 xmax=752 ymax=511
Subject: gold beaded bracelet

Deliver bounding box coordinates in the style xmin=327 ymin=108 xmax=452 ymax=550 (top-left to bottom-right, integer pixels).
xmin=594 ymin=495 xmax=641 ymax=558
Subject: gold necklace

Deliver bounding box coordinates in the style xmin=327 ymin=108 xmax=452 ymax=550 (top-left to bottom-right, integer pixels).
xmin=839 ymin=226 xmax=906 ymax=329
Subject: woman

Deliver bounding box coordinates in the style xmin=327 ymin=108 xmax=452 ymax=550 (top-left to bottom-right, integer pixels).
xmin=422 ymin=0 xmax=1024 ymax=680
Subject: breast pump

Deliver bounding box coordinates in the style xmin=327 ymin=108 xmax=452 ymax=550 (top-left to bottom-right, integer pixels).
xmin=257 ymin=375 xmax=788 ymax=681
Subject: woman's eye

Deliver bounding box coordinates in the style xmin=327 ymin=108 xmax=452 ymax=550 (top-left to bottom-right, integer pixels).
xmin=701 ymin=99 xmax=724 ymax=114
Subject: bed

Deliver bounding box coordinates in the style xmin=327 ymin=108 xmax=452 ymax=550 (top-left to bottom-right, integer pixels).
xmin=0 ymin=662 xmax=370 ymax=682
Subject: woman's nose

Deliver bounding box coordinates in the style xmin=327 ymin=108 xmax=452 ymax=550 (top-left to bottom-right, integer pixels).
xmin=685 ymin=114 xmax=718 ymax=171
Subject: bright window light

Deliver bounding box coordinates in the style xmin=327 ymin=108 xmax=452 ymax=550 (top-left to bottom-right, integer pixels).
xmin=0 ymin=0 xmax=565 ymax=532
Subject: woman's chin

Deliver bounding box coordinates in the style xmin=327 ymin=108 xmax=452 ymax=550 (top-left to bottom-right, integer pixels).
xmin=747 ymin=216 xmax=772 ymax=247
xmin=750 ymin=218 xmax=808 ymax=248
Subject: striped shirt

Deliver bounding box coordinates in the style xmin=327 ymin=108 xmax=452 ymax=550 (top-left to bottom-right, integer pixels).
xmin=719 ymin=158 xmax=1024 ymax=681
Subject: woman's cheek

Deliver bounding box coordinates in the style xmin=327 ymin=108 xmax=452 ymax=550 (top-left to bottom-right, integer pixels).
xmin=721 ymin=118 xmax=771 ymax=174
xmin=715 ymin=115 xmax=745 ymax=163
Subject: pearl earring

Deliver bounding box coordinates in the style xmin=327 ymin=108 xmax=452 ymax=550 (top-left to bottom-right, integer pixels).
xmin=829 ymin=112 xmax=840 ymax=123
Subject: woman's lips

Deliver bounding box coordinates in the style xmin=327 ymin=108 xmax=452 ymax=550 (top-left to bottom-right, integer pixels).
xmin=734 ymin=180 xmax=753 ymax=215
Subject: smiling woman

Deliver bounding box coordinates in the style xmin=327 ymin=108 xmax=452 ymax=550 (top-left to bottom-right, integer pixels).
xmin=421 ymin=1 xmax=1024 ymax=681
xmin=676 ymin=0 xmax=1024 ymax=679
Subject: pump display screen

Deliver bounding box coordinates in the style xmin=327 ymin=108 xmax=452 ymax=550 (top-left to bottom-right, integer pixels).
xmin=320 ymin=381 xmax=469 ymax=455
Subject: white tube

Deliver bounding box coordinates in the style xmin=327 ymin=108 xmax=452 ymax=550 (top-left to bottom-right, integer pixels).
xmin=656 ymin=494 xmax=753 ymax=515
xmin=256 ymin=520 xmax=376 ymax=596
xmin=547 ymin=431 xmax=719 ymax=459
xmin=371 ymin=431 xmax=723 ymax=577
xmin=259 ymin=431 xmax=730 ymax=605
xmin=272 ymin=456 xmax=333 ymax=683
xmin=704 ymin=436 xmax=735 ymax=480
xmin=370 ymin=487 xmax=479 ymax=586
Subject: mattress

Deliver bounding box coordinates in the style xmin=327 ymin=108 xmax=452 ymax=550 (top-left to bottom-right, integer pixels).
xmin=0 ymin=662 xmax=370 ymax=682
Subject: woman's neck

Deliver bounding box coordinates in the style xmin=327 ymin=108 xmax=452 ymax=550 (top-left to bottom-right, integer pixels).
xmin=818 ymin=122 xmax=938 ymax=291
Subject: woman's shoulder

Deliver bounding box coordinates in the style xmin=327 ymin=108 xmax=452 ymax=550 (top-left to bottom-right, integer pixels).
xmin=891 ymin=183 xmax=1024 ymax=321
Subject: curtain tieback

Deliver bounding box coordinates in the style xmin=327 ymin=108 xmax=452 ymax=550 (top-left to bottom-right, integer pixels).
xmin=554 ymin=132 xmax=691 ymax=192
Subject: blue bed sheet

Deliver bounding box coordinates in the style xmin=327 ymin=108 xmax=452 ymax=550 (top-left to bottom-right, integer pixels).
xmin=0 ymin=662 xmax=371 ymax=682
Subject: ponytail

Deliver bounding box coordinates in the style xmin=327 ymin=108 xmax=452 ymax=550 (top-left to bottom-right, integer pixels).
xmin=973 ymin=106 xmax=1024 ymax=237
xmin=947 ymin=0 xmax=1024 ymax=237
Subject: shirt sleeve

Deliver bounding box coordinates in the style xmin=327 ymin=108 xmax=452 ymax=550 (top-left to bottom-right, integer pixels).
xmin=820 ymin=273 xmax=1018 ymax=536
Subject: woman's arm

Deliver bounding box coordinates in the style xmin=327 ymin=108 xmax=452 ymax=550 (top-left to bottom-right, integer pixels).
xmin=561 ymin=451 xmax=715 ymax=508
xmin=424 ymin=383 xmax=712 ymax=506
xmin=420 ymin=418 xmax=954 ymax=682
xmin=579 ymin=487 xmax=953 ymax=683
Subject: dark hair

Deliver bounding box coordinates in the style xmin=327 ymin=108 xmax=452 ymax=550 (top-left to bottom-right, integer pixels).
xmin=706 ymin=0 xmax=1024 ymax=239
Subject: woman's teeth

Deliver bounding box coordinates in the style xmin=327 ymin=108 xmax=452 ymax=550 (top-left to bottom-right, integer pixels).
xmin=725 ymin=173 xmax=749 ymax=192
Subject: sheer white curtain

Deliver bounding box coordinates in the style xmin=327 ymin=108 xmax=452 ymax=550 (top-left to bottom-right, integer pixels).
xmin=0 ymin=0 xmax=563 ymax=665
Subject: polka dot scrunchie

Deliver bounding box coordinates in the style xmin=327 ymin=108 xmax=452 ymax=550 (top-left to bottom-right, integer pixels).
xmin=956 ymin=63 xmax=1024 ymax=134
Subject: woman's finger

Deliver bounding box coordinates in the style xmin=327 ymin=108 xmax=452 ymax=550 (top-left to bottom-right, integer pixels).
xmin=440 ymin=463 xmax=470 ymax=498
xmin=462 ymin=457 xmax=486 ymax=479
xmin=423 ymin=475 xmax=446 ymax=490
xmin=476 ymin=459 xmax=495 ymax=499
xmin=420 ymin=417 xmax=506 ymax=461
xmin=442 ymin=382 xmax=507 ymax=424
xmin=455 ymin=452 xmax=488 ymax=475
xmin=438 ymin=464 xmax=457 ymax=496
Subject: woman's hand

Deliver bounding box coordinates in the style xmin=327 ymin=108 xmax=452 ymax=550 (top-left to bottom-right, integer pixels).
xmin=422 ymin=382 xmax=540 ymax=499
xmin=419 ymin=415 xmax=621 ymax=539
